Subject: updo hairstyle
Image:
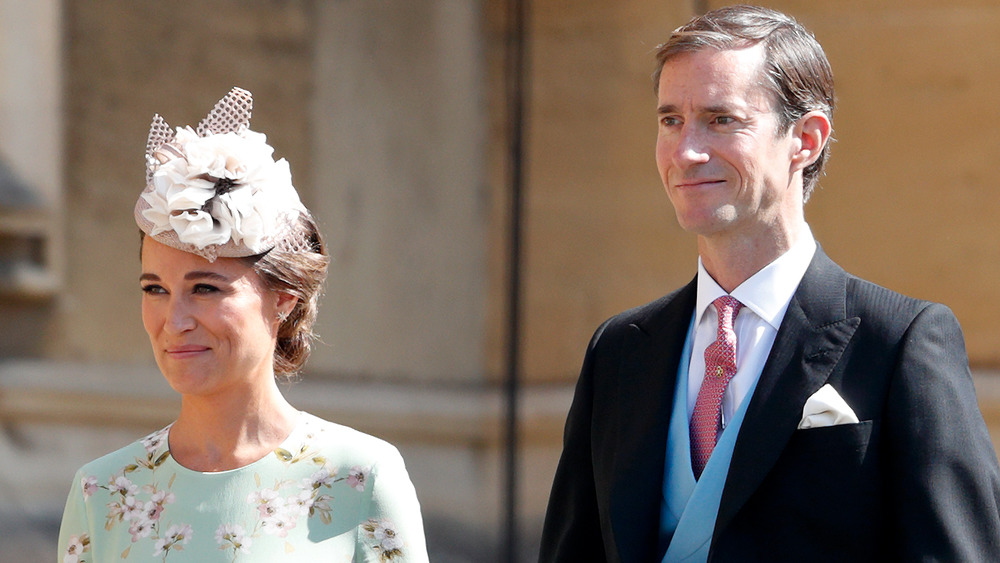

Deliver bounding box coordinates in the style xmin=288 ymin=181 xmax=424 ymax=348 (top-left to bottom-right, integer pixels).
xmin=244 ymin=211 xmax=330 ymax=379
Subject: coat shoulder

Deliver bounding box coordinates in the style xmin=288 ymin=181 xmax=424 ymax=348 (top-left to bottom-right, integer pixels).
xmin=844 ymin=274 xmax=951 ymax=326
xmin=834 ymin=270 xmax=968 ymax=360
xmin=597 ymin=282 xmax=696 ymax=339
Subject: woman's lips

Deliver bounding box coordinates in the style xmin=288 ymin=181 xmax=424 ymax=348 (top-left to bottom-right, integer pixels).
xmin=165 ymin=345 xmax=210 ymax=358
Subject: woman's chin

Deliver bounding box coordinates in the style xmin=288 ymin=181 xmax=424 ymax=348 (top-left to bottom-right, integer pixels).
xmin=160 ymin=369 xmax=219 ymax=396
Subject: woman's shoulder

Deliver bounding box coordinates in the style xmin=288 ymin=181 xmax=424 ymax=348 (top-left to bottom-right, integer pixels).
xmin=294 ymin=412 xmax=403 ymax=466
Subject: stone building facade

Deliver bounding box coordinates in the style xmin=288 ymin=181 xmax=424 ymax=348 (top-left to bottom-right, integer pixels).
xmin=2 ymin=1 xmax=999 ymax=561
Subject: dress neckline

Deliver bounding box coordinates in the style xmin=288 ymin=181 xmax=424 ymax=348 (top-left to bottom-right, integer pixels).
xmin=159 ymin=411 xmax=307 ymax=476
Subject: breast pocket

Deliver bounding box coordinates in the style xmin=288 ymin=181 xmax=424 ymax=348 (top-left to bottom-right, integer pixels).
xmin=725 ymin=419 xmax=885 ymax=561
xmin=771 ymin=419 xmax=881 ymax=523
xmin=743 ymin=419 xmax=883 ymax=555
xmin=788 ymin=419 xmax=876 ymax=465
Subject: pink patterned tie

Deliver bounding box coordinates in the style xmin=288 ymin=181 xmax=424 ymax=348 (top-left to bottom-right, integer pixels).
xmin=690 ymin=296 xmax=743 ymax=479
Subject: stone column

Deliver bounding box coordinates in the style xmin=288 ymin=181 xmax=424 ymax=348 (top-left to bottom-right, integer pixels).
xmin=311 ymin=1 xmax=488 ymax=383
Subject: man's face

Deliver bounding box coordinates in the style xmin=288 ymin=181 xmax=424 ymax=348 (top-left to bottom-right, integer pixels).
xmin=655 ymin=44 xmax=803 ymax=242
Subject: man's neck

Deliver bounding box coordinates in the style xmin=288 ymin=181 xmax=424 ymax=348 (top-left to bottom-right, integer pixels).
xmin=698 ymin=220 xmax=806 ymax=293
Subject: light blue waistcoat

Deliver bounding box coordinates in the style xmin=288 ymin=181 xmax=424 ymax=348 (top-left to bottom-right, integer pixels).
xmin=660 ymin=316 xmax=762 ymax=563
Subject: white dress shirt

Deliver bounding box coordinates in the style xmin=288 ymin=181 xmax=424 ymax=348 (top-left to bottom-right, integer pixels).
xmin=686 ymin=226 xmax=817 ymax=431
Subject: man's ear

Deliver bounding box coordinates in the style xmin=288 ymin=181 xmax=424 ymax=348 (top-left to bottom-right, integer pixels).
xmin=790 ymin=111 xmax=832 ymax=171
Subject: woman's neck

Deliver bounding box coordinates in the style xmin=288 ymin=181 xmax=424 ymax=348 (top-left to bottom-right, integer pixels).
xmin=167 ymin=378 xmax=300 ymax=472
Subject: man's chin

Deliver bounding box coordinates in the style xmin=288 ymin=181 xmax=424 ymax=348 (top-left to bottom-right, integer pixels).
xmin=674 ymin=209 xmax=738 ymax=237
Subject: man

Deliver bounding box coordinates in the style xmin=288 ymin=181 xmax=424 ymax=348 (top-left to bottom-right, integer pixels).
xmin=539 ymin=6 xmax=1000 ymax=562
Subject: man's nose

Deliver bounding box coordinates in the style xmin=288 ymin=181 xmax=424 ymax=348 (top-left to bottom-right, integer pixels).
xmin=673 ymin=125 xmax=710 ymax=165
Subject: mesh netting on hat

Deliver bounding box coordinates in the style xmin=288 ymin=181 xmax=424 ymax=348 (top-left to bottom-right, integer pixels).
xmin=196 ymin=86 xmax=253 ymax=137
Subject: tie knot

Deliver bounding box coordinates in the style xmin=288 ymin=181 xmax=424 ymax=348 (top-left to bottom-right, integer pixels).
xmin=712 ymin=296 xmax=743 ymax=331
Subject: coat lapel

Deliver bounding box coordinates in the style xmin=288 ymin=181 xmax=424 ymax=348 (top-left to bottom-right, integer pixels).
xmin=609 ymin=280 xmax=696 ymax=563
xmin=713 ymin=248 xmax=860 ymax=537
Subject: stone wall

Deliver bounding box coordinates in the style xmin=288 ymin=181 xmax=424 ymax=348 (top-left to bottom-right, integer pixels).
xmin=311 ymin=1 xmax=489 ymax=382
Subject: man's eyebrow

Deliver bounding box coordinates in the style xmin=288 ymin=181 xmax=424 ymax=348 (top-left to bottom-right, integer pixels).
xmin=703 ymin=105 xmax=733 ymax=114
xmin=657 ymin=104 xmax=737 ymax=115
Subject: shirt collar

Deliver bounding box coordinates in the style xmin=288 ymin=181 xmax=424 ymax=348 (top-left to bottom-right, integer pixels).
xmin=696 ymin=225 xmax=817 ymax=329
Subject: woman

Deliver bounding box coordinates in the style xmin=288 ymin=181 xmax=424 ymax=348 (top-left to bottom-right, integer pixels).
xmin=58 ymin=88 xmax=428 ymax=562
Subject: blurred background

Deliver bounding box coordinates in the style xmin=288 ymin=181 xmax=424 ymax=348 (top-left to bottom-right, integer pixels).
xmin=2 ymin=1 xmax=999 ymax=561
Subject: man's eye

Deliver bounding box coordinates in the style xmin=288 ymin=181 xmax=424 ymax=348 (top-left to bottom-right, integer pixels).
xmin=714 ymin=116 xmax=735 ymax=125
xmin=661 ymin=116 xmax=681 ymax=126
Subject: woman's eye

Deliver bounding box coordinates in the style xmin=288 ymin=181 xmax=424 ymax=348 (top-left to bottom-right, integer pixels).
xmin=141 ymin=284 xmax=166 ymax=295
xmin=193 ymin=284 xmax=220 ymax=295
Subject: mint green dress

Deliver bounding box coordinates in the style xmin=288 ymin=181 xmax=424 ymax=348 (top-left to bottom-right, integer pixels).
xmin=58 ymin=412 xmax=428 ymax=562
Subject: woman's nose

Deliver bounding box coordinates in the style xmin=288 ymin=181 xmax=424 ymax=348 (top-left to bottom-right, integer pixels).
xmin=164 ymin=297 xmax=196 ymax=334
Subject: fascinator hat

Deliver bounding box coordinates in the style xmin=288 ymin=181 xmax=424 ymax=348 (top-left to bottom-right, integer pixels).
xmin=134 ymin=87 xmax=308 ymax=262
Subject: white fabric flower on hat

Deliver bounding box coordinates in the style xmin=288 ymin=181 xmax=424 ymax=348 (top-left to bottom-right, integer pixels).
xmin=140 ymin=125 xmax=300 ymax=252
xmin=168 ymin=209 xmax=230 ymax=247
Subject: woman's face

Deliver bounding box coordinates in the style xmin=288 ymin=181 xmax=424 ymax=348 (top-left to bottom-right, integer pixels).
xmin=140 ymin=238 xmax=289 ymax=398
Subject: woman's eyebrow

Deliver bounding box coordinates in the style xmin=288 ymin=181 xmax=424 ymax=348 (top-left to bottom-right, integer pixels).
xmin=138 ymin=271 xmax=231 ymax=282
xmin=184 ymin=271 xmax=231 ymax=282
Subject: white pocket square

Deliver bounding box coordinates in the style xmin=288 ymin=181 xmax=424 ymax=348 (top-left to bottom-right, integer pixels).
xmin=798 ymin=384 xmax=859 ymax=429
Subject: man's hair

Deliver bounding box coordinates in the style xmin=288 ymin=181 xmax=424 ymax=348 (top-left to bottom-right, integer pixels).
xmin=653 ymin=5 xmax=835 ymax=201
